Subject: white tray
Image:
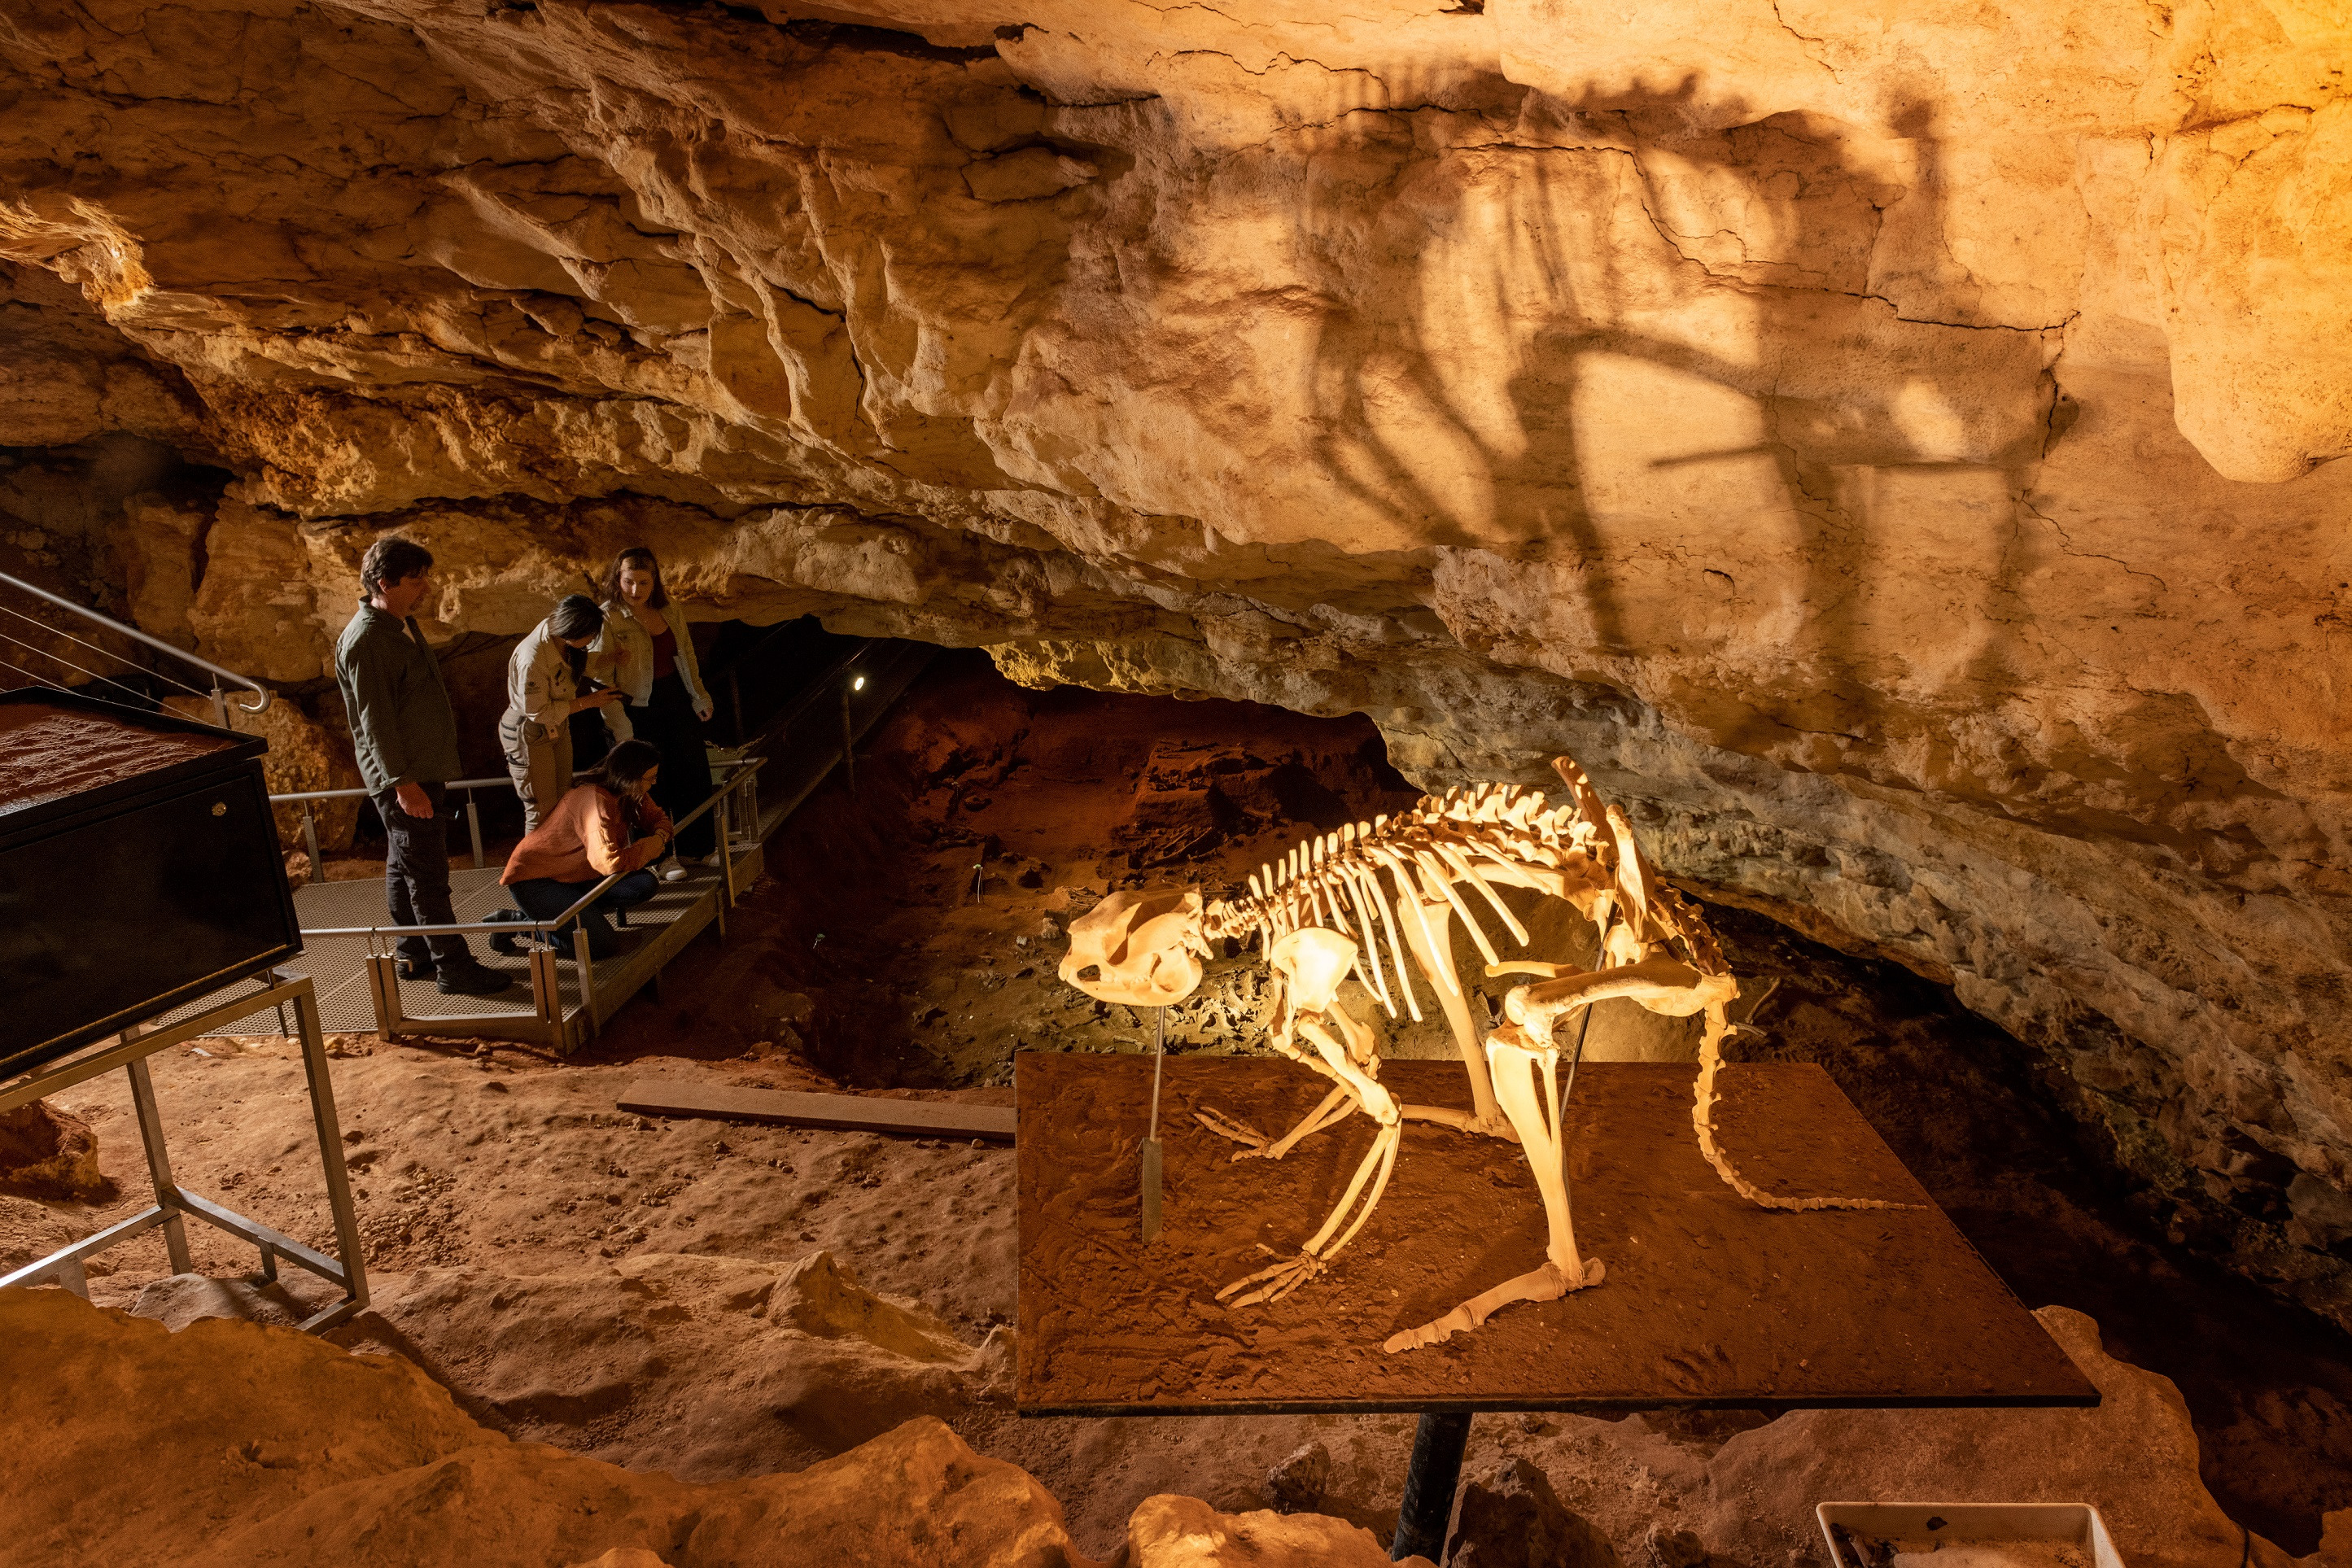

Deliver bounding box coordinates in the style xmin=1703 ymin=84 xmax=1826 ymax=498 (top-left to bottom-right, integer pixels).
xmin=1817 ymin=1502 xmax=2124 ymax=1568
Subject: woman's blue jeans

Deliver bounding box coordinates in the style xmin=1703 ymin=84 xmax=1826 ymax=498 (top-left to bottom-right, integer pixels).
xmin=507 ymin=870 xmax=658 ymax=959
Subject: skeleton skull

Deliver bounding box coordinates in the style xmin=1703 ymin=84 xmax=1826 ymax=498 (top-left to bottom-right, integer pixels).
xmin=1060 ymin=886 xmax=1210 ymax=1007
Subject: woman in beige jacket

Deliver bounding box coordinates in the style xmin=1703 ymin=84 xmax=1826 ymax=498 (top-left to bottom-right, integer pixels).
xmin=590 ymin=547 xmax=716 ymax=875
xmin=500 ymin=595 xmax=621 ymax=832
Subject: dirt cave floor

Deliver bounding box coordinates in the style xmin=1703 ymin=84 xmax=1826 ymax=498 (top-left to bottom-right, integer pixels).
xmin=10 ymin=651 xmax=2352 ymax=1558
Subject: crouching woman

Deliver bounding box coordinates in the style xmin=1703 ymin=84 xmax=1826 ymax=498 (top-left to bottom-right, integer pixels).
xmin=492 ymin=740 xmax=674 ymax=960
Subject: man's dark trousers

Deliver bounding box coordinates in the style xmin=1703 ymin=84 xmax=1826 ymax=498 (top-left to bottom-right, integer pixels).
xmin=376 ymin=782 xmax=470 ymax=970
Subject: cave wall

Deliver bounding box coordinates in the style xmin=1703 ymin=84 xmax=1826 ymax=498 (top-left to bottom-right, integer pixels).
xmin=2 ymin=0 xmax=2350 ymax=1318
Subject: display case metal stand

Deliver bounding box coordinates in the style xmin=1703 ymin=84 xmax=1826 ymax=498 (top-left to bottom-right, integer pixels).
xmin=0 ymin=971 xmax=369 ymax=1334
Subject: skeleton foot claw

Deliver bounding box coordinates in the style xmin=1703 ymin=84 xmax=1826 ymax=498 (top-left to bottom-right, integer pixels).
xmin=1380 ymin=1256 xmax=1605 ymax=1354
xmin=1217 ymin=1249 xmax=1326 ymax=1308
xmin=1194 ymin=1107 xmax=1270 ymax=1155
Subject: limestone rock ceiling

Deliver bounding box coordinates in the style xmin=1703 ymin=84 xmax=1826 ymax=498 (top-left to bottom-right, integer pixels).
xmin=2 ymin=0 xmax=2351 ymax=1313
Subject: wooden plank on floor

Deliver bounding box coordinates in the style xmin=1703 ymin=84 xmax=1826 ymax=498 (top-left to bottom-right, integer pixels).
xmin=617 ymin=1078 xmax=1016 ymax=1141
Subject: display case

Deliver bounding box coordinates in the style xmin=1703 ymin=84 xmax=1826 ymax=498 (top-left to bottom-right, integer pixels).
xmin=0 ymin=687 xmax=299 ymax=1077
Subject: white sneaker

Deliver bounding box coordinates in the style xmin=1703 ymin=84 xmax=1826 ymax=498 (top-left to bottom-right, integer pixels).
xmin=662 ymin=864 xmax=691 ymax=882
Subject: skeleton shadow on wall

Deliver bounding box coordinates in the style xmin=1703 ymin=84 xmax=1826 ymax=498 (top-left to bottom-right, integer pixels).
xmin=1302 ymin=76 xmax=2062 ymax=744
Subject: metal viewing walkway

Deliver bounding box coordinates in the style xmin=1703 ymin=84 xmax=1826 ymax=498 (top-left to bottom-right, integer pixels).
xmin=155 ymin=837 xmax=764 ymax=1051
xmin=160 ymin=637 xmax=934 ymax=1052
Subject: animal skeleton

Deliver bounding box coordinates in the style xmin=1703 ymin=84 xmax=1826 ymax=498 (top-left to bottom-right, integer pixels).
xmin=1060 ymin=754 xmax=1900 ymax=1354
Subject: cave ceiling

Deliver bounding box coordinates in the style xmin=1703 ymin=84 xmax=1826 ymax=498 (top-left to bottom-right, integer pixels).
xmin=3 ymin=0 xmax=2352 ymax=1317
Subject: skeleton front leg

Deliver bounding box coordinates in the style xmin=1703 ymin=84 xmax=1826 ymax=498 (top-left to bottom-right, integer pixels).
xmin=1383 ymin=1022 xmax=1603 ymax=1352
xmin=1198 ymin=1084 xmax=1357 ymax=1160
xmin=1218 ymin=1009 xmax=1406 ymax=1308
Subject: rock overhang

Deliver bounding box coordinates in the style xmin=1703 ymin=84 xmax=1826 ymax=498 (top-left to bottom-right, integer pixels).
xmin=1 ymin=0 xmax=2350 ymax=1317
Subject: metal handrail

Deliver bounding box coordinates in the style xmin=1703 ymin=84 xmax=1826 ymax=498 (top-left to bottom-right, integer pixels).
xmin=270 ymin=774 xmax=512 ymax=804
xmin=0 ymin=568 xmax=271 ymax=718
xmin=269 ymin=758 xmax=757 ymax=806
xmin=270 ymin=758 xmax=759 ymax=875
xmin=753 ymin=640 xmax=890 ymax=744
xmin=297 ymin=758 xmax=765 ymax=945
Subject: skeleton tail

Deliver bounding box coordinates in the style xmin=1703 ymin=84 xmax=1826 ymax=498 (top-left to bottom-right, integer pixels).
xmin=1691 ymin=999 xmax=1915 ymax=1212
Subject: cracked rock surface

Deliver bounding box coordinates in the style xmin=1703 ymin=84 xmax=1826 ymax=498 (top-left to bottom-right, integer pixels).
xmin=2 ymin=0 xmax=2351 ymax=1327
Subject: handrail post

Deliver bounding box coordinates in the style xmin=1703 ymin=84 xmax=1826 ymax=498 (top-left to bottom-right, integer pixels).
xmin=841 ymin=680 xmax=855 ymax=790
xmin=717 ymin=793 xmax=734 ymax=928
xmin=574 ymin=923 xmax=598 ymax=1038
xmin=530 ymin=943 xmax=561 ymax=1046
xmin=465 ymin=789 xmax=484 ymax=869
xmin=210 ymin=681 xmax=230 ymax=731
xmin=301 ymin=803 xmax=321 ymax=881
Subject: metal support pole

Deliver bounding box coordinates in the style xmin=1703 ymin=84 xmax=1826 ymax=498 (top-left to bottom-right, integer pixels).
xmin=736 ymin=771 xmax=758 ymax=845
xmin=124 ymin=1054 xmax=193 ymax=1275
xmin=365 ymin=951 xmax=407 ymax=1041
xmin=715 ymin=794 xmax=733 ymax=933
xmin=1563 ymin=901 xmax=1613 ymax=1107
xmin=574 ymin=923 xmax=599 ymax=1038
xmin=210 ymin=680 xmax=230 ymax=731
xmin=301 ymin=802 xmax=321 ymax=880
xmin=841 ymin=683 xmax=855 ymax=790
xmin=1142 ymin=1009 xmax=1165 ymax=1243
xmin=291 ymin=985 xmax=369 ymax=1319
xmin=1391 ymin=1412 xmax=1473 ymax=1562
xmin=531 ymin=944 xmax=562 ymax=1037
xmin=1 ymin=976 xmax=365 ymax=1333
xmin=465 ymin=791 xmax=484 ymax=869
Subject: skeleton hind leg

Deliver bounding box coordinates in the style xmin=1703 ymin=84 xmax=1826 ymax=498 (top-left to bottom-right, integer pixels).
xmin=1384 ymin=1022 xmax=1602 ymax=1353
xmin=1399 ymin=894 xmax=1516 ymax=1142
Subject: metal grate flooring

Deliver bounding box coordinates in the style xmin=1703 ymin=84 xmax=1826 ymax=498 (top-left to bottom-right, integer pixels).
xmin=156 ymin=847 xmax=756 ymax=1040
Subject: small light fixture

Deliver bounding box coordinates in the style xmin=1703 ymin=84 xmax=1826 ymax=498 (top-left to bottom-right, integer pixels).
xmin=851 ymin=675 xmax=867 ymax=692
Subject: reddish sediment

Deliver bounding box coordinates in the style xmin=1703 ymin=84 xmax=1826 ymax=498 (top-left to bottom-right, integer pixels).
xmin=0 ymin=702 xmax=237 ymax=814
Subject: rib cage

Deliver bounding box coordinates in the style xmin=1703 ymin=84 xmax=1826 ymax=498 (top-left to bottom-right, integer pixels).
xmin=1200 ymin=759 xmax=1729 ymax=1015
xmin=1194 ymin=755 xmax=1898 ymax=1216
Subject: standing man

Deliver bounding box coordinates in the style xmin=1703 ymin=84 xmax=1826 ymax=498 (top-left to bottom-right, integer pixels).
xmin=334 ymin=537 xmax=512 ymax=998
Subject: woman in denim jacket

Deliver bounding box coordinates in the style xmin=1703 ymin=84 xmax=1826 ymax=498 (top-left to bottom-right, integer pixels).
xmin=590 ymin=546 xmax=716 ymax=879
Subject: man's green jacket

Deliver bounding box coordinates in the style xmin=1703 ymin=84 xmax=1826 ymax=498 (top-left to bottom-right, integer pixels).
xmin=334 ymin=601 xmax=462 ymax=792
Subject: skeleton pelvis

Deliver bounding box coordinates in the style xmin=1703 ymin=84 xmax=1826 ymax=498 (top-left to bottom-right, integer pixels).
xmin=1060 ymin=885 xmax=1210 ymax=1007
